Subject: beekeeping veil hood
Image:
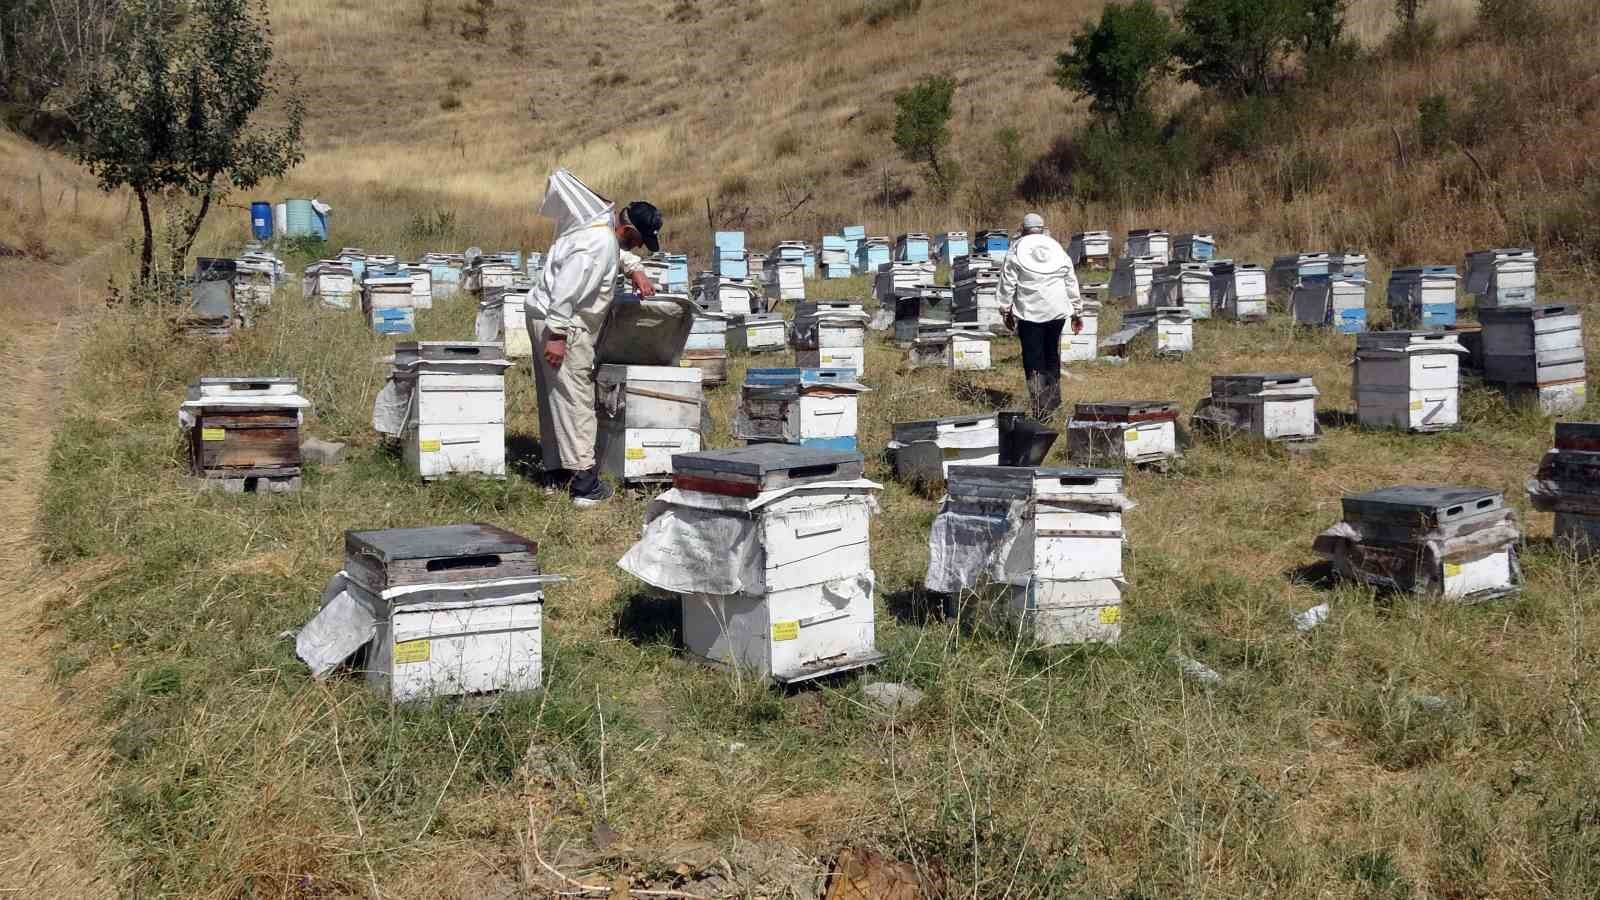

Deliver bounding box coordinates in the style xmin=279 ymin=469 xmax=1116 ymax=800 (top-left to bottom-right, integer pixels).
xmin=539 ymin=168 xmax=614 ymax=238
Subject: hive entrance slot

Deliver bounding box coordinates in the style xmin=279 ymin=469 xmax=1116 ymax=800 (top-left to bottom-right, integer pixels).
xmin=426 ymin=554 xmax=501 ymax=571
xmin=789 ymin=464 xmax=839 ymax=481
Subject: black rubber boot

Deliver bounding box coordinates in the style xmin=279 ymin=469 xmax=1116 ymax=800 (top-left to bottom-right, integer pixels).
xmin=569 ymin=468 xmax=614 ymax=508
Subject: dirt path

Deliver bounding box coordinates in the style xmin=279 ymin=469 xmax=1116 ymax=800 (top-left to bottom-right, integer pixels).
xmin=0 ymin=257 xmax=117 ymax=896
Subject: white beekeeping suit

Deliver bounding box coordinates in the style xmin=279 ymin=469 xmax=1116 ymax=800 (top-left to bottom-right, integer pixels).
xmin=998 ymin=230 xmax=1081 ymax=323
xmin=525 ymin=169 xmax=621 ymax=482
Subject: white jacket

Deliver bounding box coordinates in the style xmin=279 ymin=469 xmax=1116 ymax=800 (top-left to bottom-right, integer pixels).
xmin=998 ymin=231 xmax=1081 ymax=323
xmin=527 ymin=170 xmax=621 ymax=334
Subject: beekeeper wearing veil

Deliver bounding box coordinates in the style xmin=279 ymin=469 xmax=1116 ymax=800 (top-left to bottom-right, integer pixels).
xmin=526 ymin=169 xmax=663 ymax=507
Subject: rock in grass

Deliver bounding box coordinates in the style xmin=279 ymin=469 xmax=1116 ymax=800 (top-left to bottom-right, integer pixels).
xmin=1173 ymin=654 xmax=1223 ymax=686
xmin=863 ymin=681 xmax=925 ymax=714
xmin=300 ymin=437 xmax=346 ymax=466
xmin=1292 ymin=603 xmax=1330 ymax=632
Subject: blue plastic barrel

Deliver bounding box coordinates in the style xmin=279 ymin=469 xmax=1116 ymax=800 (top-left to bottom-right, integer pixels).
xmin=285 ymin=198 xmax=315 ymax=237
xmin=250 ymin=201 xmax=273 ymax=241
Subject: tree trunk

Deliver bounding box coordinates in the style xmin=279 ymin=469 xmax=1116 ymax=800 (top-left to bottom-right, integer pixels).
xmin=172 ymin=184 xmax=214 ymax=273
xmin=136 ymin=187 xmax=154 ymax=284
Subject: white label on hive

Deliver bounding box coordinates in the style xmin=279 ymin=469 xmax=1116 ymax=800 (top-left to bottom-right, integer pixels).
xmin=394 ymin=639 xmax=431 ymax=664
xmin=771 ymin=620 xmax=799 ymax=641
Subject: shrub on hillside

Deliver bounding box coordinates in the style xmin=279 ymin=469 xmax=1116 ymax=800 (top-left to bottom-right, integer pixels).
xmin=1475 ymin=0 xmax=1549 ymax=43
xmin=1054 ymin=0 xmax=1177 ymax=134
xmin=892 ymin=75 xmax=960 ymax=198
xmin=1417 ymin=94 xmax=1451 ymax=151
xmin=838 ymin=0 xmax=921 ymax=28
xmin=1177 ymin=0 xmax=1306 ymax=97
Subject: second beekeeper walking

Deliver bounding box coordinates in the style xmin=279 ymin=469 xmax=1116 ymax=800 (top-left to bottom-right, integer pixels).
xmin=999 ymin=212 xmax=1082 ymax=420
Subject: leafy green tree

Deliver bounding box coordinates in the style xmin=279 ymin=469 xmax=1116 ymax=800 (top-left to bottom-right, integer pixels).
xmin=1054 ymin=0 xmax=1176 ymax=134
xmin=1176 ymin=0 xmax=1303 ymax=97
xmin=1300 ymin=0 xmax=1349 ymax=52
xmin=892 ymin=75 xmax=959 ymax=197
xmin=71 ymin=0 xmax=303 ymax=284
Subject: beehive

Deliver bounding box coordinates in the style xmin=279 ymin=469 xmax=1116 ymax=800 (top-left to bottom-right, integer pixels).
xmin=595 ymin=364 xmax=703 ymax=483
xmin=1354 ymin=331 xmax=1466 ymax=432
xmin=1067 ymin=400 xmax=1181 ymax=466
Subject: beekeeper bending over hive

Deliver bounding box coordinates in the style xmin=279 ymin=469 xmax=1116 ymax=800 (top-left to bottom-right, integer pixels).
xmin=526 ymin=169 xmax=663 ymax=507
xmin=999 ymin=212 xmax=1082 ymax=421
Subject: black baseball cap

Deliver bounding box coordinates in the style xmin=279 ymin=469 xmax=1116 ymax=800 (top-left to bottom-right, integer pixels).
xmin=622 ymin=201 xmax=662 ymax=254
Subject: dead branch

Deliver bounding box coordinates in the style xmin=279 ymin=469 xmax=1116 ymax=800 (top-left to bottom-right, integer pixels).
xmin=523 ymin=800 xmax=711 ymax=899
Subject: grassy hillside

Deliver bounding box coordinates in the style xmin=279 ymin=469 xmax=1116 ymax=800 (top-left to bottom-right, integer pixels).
xmin=11 ymin=0 xmax=1600 ymax=896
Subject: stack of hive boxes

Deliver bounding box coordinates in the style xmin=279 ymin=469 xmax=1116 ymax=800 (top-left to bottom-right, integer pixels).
xmin=1353 ymin=331 xmax=1466 ymax=432
xmin=232 ymin=252 xmax=280 ymax=326
xmin=802 ymin=245 xmax=816 ymax=278
xmin=857 ymin=236 xmax=891 ymax=275
xmin=683 ymin=304 xmax=732 ymax=386
xmin=906 ymin=323 xmax=957 ymax=369
xmin=595 ymin=363 xmax=704 ymax=483
xmin=1209 ymin=261 xmax=1267 ymax=322
xmin=1173 ymin=233 xmax=1216 ymax=263
xmin=297 ymin=524 xmax=558 ymax=701
xmin=820 ymin=235 xmax=852 ymax=278
xmin=696 ymin=272 xmax=759 ymax=316
xmin=953 ymin=254 xmax=1003 ymax=329
xmin=617 ymin=445 xmax=883 ymax=684
xmin=1314 ymin=486 xmax=1521 ymax=602
xmin=303 ymin=260 xmax=355 ymax=309
xmin=1110 ymin=255 xmax=1160 ymax=307
xmin=895 ymin=232 xmax=931 ymax=263
xmin=653 ymin=252 xmax=690 ymax=292
xmin=1194 ymin=373 xmax=1319 ymax=444
xmin=1527 ymin=422 xmax=1600 ymax=558
xmin=336 ymin=247 xmax=368 ymax=281
xmin=1332 ymin=252 xmax=1369 ymax=280
xmin=888 ymin=413 xmax=1001 ymax=484
xmin=1269 ymin=252 xmax=1332 ymax=295
xmin=1152 ymin=262 xmax=1213 ymax=319
xmin=473 ymin=281 xmax=533 ymax=359
xmin=765 ymin=242 xmax=808 ymax=303
xmin=1067 ymin=400 xmax=1182 ymax=468
xmin=389 ymin=342 xmax=511 ymax=481
xmin=1479 ymin=303 xmax=1587 ymax=414
xmin=1060 ymin=288 xmax=1101 ymax=362
xmin=1292 ymin=273 xmax=1369 ymax=333
xmin=403 ymin=263 xmax=433 ymax=310
xmin=188 ymin=257 xmax=235 ymax=337
xmin=420 ymin=251 xmax=464 ymax=298
xmin=792 ymin=301 xmax=869 ymax=374
xmin=1068 ymin=231 xmax=1112 ymax=270
xmin=926 ymin=466 xmax=1130 ymax=647
xmin=1387 ymin=266 xmax=1459 ymax=329
xmin=180 ymin=376 xmax=309 ymax=493
xmin=736 ymin=368 xmax=869 ymax=451
xmin=1125 ymin=229 xmax=1170 ymax=263
xmin=875 ymin=260 xmax=937 ymax=305
xmin=362 ymin=273 xmax=417 ymax=335
xmin=937 ymin=231 xmax=970 ymax=266
xmin=945 ymin=329 xmax=995 ymax=371
xmin=1465 ymin=248 xmax=1536 ymax=310
xmin=713 ymin=231 xmax=749 ymax=279
xmin=465 ymin=255 xmax=517 ymax=296
xmin=973 ymin=229 xmax=1010 ymax=261
xmin=841 ymin=225 xmax=866 ymax=273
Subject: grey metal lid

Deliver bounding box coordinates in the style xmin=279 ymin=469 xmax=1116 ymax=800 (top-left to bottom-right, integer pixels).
xmin=1211 ymin=373 xmax=1314 ymax=396
xmin=1554 ymin=422 xmax=1600 ymax=449
xmin=1073 ymin=400 xmax=1179 ymax=416
xmin=1341 ymin=485 xmax=1503 ymax=524
xmin=893 ymin=413 xmax=998 ymax=441
xmin=345 ymin=523 xmax=536 ymax=562
xmin=672 ymin=444 xmax=863 ymax=477
xmin=196 ymin=376 xmax=296 ymax=385
xmin=594 ymin=294 xmax=696 ymax=366
xmin=1477 ymin=304 xmax=1578 ymax=322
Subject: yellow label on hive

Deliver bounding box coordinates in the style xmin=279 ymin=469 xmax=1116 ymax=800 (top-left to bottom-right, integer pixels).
xmin=1098 ymin=606 xmax=1122 ymax=625
xmin=419 ymin=439 xmax=442 ymax=453
xmin=393 ymin=639 xmax=431 ymax=664
xmin=1124 ymin=429 xmax=1139 ymax=442
xmin=770 ymin=620 xmax=799 ymax=641
xmin=1443 ymin=562 xmax=1463 ymax=577
xmin=942 ymin=447 xmax=962 ymax=459
xmin=201 ymin=427 xmax=226 ymax=442
xmin=678 ymin=359 xmax=692 ymax=367
xmin=1411 ymin=399 xmax=1424 ymax=411
xmin=625 ymin=447 xmax=645 ymax=460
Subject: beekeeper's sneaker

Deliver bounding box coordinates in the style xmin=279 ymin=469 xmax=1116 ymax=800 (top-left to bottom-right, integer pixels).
xmin=569 ymin=469 xmax=613 ymax=508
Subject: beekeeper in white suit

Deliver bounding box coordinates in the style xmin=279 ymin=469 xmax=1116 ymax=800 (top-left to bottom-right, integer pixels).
xmin=999 ymin=212 xmax=1081 ymax=421
xmin=526 ymin=169 xmax=663 ymax=507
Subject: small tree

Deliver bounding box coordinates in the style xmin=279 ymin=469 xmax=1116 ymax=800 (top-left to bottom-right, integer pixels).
xmin=1054 ymin=0 xmax=1176 ymax=134
xmin=1395 ymin=0 xmax=1428 ymax=30
xmin=1176 ymin=0 xmax=1303 ymax=97
xmin=1299 ymin=0 xmax=1349 ymax=52
xmin=892 ymin=75 xmax=959 ymax=198
xmin=71 ymin=0 xmax=304 ymax=284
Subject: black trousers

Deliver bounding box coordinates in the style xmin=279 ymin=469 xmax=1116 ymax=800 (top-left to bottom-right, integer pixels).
xmin=1016 ymin=317 xmax=1065 ymax=421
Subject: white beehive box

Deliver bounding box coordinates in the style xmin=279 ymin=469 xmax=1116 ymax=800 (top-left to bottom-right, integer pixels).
xmin=1354 ymin=331 xmax=1465 ymax=432
xmin=1125 ymin=229 xmax=1170 ymax=263
xmin=947 ymin=330 xmax=993 ymax=370
xmin=890 ymin=413 xmax=1001 ymax=483
xmin=737 ymin=369 xmax=868 ymax=451
xmin=363 ymin=276 xmax=416 ymax=335
xmin=681 ymin=571 xmax=878 ymax=683
xmin=687 ymin=308 xmax=732 ymax=352
xmin=1209 ymin=262 xmax=1267 ymax=322
xmin=1319 ymin=486 xmax=1520 ymax=602
xmin=1111 ymin=255 xmax=1160 ymax=307
xmin=1122 ymin=306 xmax=1193 ymax=356
xmin=394 ymin=343 xmax=511 ymax=480
xmin=405 ymin=265 xmax=433 ymax=310
xmin=1068 ymin=231 xmax=1112 ymax=268
xmin=1067 ymin=400 xmax=1181 ymax=466
xmin=595 ymin=364 xmax=704 ymax=482
xmin=946 ymin=467 xmax=1127 ymax=582
xmin=727 ymin=313 xmax=788 ymax=353
xmin=1465 ymin=248 xmax=1536 ymax=308
xmin=500 ymin=290 xmax=532 ymax=359
xmin=1006 ymin=577 xmax=1122 ymax=646
xmin=698 ymin=274 xmax=758 ymax=315
xmin=1204 ymin=373 xmax=1320 ymax=442
xmin=1152 ymin=262 xmax=1213 ymax=319
xmin=1387 ymin=266 xmax=1460 ymax=329
xmin=340 ymin=524 xmax=554 ymax=702
xmin=1060 ymin=300 xmax=1101 ymax=363
xmin=795 ymin=346 xmax=865 ymax=376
